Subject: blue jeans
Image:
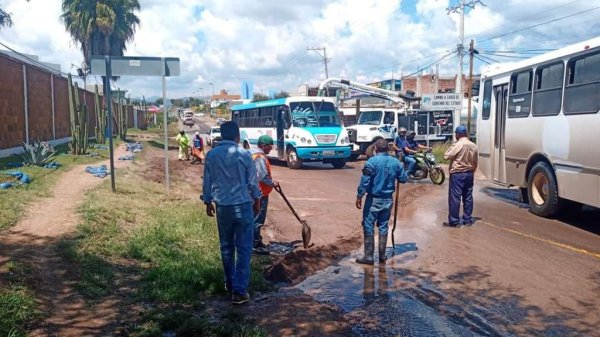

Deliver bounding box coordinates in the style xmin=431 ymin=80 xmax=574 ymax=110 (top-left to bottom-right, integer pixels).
xmin=253 ymin=196 xmax=269 ymax=245
xmin=362 ymin=196 xmax=393 ymax=236
xmin=404 ymin=155 xmax=416 ymax=175
xmin=448 ymin=171 xmax=474 ymax=225
xmin=216 ymin=202 xmax=254 ymax=295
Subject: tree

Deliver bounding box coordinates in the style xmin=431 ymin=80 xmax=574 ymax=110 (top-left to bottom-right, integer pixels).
xmin=0 ymin=0 xmax=30 ymax=30
xmin=252 ymin=93 xmax=269 ymax=102
xmin=61 ymin=0 xmax=141 ymax=70
xmin=274 ymin=90 xmax=290 ymax=99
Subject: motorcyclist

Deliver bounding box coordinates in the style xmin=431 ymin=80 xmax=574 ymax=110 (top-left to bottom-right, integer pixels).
xmin=402 ymin=131 xmax=430 ymax=177
xmin=391 ymin=127 xmax=407 ymax=160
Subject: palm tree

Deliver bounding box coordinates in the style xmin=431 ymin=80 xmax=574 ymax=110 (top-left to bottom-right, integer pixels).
xmin=0 ymin=0 xmax=30 ymax=30
xmin=61 ymin=0 xmax=140 ymax=69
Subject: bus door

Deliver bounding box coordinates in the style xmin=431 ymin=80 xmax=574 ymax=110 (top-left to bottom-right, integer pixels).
xmin=276 ymin=107 xmax=290 ymax=160
xmin=493 ymin=84 xmax=508 ymax=183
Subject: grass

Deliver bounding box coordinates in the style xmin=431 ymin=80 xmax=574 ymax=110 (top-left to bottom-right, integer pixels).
xmin=431 ymin=141 xmax=452 ymax=164
xmin=59 ymin=146 xmax=271 ymax=333
xmin=0 ymin=140 xmax=120 ymax=230
xmin=0 ymin=262 xmax=40 ymax=337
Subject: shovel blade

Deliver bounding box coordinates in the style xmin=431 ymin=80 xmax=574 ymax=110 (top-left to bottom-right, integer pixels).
xmin=301 ymin=220 xmax=311 ymax=249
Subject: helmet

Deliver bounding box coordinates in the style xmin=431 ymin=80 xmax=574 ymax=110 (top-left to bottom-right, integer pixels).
xmin=398 ymin=127 xmax=407 ymax=133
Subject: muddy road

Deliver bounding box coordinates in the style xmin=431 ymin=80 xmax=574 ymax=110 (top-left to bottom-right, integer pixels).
xmin=251 ymin=159 xmax=600 ymax=337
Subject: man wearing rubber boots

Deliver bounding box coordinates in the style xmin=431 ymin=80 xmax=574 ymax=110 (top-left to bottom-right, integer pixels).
xmin=251 ymin=135 xmax=279 ymax=252
xmin=356 ymin=139 xmax=408 ymax=264
xmin=443 ymin=125 xmax=478 ymax=227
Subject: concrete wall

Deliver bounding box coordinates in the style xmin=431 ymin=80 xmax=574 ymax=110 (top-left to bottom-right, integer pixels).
xmin=0 ymin=53 xmax=146 ymax=156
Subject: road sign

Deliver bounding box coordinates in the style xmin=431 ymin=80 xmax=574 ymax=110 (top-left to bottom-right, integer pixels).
xmin=90 ymin=56 xmax=180 ymax=76
xmin=421 ymin=93 xmax=463 ymax=111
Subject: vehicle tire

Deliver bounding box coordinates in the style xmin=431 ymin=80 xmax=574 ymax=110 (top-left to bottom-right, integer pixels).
xmin=527 ymin=162 xmax=562 ymax=217
xmin=243 ymin=140 xmax=250 ymax=150
xmin=430 ymin=167 xmax=445 ymax=185
xmin=349 ymin=153 xmax=360 ymax=161
xmin=331 ymin=158 xmax=347 ymax=169
xmin=287 ymin=148 xmax=303 ymax=169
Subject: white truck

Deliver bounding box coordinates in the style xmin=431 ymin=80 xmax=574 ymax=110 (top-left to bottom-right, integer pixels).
xmin=345 ymin=107 xmax=400 ymax=160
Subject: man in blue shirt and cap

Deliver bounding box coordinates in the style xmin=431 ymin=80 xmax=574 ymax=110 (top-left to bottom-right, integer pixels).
xmin=356 ymin=139 xmax=408 ymax=264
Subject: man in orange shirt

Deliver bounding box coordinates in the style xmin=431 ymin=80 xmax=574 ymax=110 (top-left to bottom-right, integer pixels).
xmin=251 ymin=135 xmax=279 ymax=250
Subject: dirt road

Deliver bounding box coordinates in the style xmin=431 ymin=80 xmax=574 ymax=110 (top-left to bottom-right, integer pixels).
xmin=250 ymin=160 xmax=599 ymax=337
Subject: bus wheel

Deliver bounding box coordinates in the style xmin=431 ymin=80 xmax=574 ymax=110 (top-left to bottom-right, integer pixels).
xmin=527 ymin=162 xmax=561 ymax=217
xmin=287 ymin=148 xmax=303 ymax=169
xmin=331 ymin=158 xmax=347 ymax=169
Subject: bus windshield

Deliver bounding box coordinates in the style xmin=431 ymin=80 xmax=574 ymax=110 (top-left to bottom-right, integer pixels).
xmin=289 ymin=101 xmax=340 ymax=127
xmin=357 ymin=111 xmax=382 ymax=125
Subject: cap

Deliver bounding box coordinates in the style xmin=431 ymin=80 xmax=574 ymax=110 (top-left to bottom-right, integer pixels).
xmin=455 ymin=125 xmax=467 ymax=134
xmin=258 ymin=135 xmax=274 ymax=145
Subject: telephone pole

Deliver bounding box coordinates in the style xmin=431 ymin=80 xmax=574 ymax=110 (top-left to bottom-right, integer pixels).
xmin=307 ymin=46 xmax=330 ymax=79
xmin=447 ymin=0 xmax=485 ymax=97
xmin=466 ymin=39 xmax=478 ymax=136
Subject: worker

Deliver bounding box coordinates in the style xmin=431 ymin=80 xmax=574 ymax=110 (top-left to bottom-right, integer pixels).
xmin=356 ymin=139 xmax=408 ymax=264
xmin=391 ymin=127 xmax=407 ymax=160
xmin=251 ymin=135 xmax=279 ymax=251
xmin=402 ymin=131 xmax=430 ymax=177
xmin=191 ymin=132 xmax=204 ymax=164
xmin=202 ymin=121 xmax=262 ymax=305
xmin=443 ymin=125 xmax=478 ymax=227
xmin=176 ymin=130 xmax=191 ymax=161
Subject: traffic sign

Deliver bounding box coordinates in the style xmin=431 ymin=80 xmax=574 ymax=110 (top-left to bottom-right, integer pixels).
xmin=421 ymin=93 xmax=463 ymax=111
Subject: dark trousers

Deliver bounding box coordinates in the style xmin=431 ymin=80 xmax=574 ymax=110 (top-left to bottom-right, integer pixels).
xmin=253 ymin=195 xmax=269 ymax=245
xmin=448 ymin=171 xmax=474 ymax=225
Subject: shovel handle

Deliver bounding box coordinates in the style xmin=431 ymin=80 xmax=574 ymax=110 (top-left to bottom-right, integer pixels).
xmin=274 ymin=185 xmax=305 ymax=223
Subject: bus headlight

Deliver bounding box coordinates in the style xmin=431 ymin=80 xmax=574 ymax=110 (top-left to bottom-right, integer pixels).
xmin=300 ymin=137 xmax=307 ymax=143
xmin=307 ymin=139 xmax=312 ymax=144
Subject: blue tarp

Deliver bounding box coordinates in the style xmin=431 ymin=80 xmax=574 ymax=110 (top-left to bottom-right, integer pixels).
xmin=43 ymin=162 xmax=61 ymax=169
xmin=126 ymin=142 xmax=143 ymax=153
xmin=0 ymin=171 xmax=32 ymax=189
xmin=85 ymin=165 xmax=108 ymax=178
xmin=118 ymin=155 xmax=135 ymax=161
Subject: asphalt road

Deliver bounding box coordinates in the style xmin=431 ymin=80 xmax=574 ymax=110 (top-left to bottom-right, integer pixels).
xmin=264 ymin=159 xmax=600 ymax=337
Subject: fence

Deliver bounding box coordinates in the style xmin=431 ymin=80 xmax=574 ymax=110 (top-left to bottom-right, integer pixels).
xmin=0 ymin=52 xmax=147 ymax=157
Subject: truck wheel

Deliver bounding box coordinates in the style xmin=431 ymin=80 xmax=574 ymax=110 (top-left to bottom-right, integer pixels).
xmin=527 ymin=162 xmax=561 ymax=217
xmin=331 ymin=158 xmax=347 ymax=169
xmin=287 ymin=148 xmax=303 ymax=169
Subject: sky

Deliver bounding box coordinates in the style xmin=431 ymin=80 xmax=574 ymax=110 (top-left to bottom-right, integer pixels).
xmin=1 ymin=0 xmax=600 ymax=100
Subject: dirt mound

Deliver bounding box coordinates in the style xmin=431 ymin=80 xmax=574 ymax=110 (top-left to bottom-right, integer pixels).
xmin=264 ymin=232 xmax=362 ymax=285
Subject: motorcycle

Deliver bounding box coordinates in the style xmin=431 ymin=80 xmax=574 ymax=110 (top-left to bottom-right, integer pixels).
xmin=411 ymin=150 xmax=445 ymax=185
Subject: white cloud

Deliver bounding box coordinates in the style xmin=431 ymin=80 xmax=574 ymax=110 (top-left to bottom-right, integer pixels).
xmin=1 ymin=0 xmax=600 ymax=99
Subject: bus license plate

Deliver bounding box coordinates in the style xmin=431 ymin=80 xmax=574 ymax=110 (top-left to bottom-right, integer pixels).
xmin=323 ymin=150 xmax=334 ymax=156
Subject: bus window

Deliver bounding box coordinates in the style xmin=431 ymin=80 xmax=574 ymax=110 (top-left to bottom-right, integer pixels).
xmin=482 ymin=80 xmax=492 ymax=120
xmin=508 ymin=70 xmax=532 ymax=118
xmin=532 ymin=62 xmax=564 ymax=116
xmin=564 ymin=51 xmax=600 ymax=115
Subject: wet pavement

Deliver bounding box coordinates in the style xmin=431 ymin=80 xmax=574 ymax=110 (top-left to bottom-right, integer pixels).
xmin=266 ymin=159 xmax=600 ymax=337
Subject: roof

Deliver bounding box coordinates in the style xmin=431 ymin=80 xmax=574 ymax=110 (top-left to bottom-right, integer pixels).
xmin=231 ymin=96 xmax=336 ymax=111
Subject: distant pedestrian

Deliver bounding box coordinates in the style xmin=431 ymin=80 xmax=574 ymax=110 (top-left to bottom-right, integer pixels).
xmin=176 ymin=130 xmax=191 ymax=161
xmin=250 ymin=135 xmax=279 ymax=251
xmin=191 ymin=132 xmax=204 ymax=164
xmin=443 ymin=125 xmax=478 ymax=227
xmin=356 ymin=139 xmax=408 ymax=264
xmin=202 ymin=121 xmax=262 ymax=305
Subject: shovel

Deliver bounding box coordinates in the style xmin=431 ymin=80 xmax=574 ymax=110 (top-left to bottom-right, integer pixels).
xmin=274 ymin=185 xmax=311 ymax=249
xmin=391 ymin=181 xmax=400 ymax=254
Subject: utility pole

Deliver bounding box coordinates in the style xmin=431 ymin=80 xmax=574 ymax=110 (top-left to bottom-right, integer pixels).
xmin=447 ymin=0 xmax=485 ymax=96
xmin=466 ymin=39 xmax=478 ymax=136
xmin=307 ymin=46 xmax=330 ymax=79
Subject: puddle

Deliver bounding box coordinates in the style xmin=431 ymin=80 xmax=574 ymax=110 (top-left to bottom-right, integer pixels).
xmin=296 ymin=247 xmax=510 ymax=337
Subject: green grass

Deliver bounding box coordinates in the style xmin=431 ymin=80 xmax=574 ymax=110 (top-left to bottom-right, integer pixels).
xmin=431 ymin=141 xmax=451 ymax=164
xmin=60 ymin=153 xmax=270 ymax=333
xmin=0 ymin=141 xmax=120 ymax=230
xmin=0 ymin=262 xmax=40 ymax=337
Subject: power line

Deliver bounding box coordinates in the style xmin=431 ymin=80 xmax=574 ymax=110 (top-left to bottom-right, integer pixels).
xmin=400 ymin=51 xmax=457 ymax=79
xmin=479 ymin=5 xmax=600 ymax=42
xmin=0 ymin=39 xmax=73 ymax=77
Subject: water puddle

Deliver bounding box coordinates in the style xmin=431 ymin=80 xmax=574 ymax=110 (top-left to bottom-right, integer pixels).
xmin=296 ymin=246 xmax=509 ymax=337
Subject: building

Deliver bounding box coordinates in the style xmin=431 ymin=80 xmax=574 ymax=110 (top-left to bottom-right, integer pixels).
xmin=210 ymin=89 xmax=241 ymax=108
xmin=401 ymin=74 xmax=480 ymax=97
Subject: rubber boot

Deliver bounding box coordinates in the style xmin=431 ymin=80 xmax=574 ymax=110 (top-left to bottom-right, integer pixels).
xmin=378 ymin=234 xmax=388 ymax=263
xmin=356 ymin=234 xmax=374 ymax=265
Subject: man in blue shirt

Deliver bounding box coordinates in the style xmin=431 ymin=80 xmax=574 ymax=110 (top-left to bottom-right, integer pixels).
xmin=356 ymin=139 xmax=408 ymax=264
xmin=391 ymin=127 xmax=407 ymax=160
xmin=202 ymin=121 xmax=262 ymax=305
xmin=402 ymin=131 xmax=430 ymax=177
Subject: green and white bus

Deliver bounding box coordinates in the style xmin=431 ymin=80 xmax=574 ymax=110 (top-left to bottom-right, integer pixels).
xmin=231 ymin=96 xmax=351 ymax=169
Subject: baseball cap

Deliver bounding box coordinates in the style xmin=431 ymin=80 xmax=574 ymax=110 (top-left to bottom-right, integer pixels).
xmin=258 ymin=135 xmax=274 ymax=145
xmin=455 ymin=125 xmax=467 ymax=134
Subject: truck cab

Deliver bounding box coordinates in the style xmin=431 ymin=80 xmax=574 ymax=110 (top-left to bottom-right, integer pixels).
xmin=345 ymin=108 xmax=398 ymax=159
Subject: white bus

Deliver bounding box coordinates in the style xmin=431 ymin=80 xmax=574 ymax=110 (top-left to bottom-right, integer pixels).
xmin=231 ymin=96 xmax=351 ymax=169
xmin=477 ymin=37 xmax=600 ymax=217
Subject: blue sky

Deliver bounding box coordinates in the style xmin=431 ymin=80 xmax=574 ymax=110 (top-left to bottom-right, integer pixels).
xmin=1 ymin=0 xmax=600 ymax=99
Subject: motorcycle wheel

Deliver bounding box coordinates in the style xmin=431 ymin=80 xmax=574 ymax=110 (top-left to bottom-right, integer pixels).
xmin=430 ymin=167 xmax=446 ymax=185
xmin=413 ymin=169 xmax=427 ymax=180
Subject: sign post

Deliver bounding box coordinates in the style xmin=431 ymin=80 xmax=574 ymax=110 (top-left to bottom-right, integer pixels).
xmin=91 ymin=56 xmax=180 ymax=194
